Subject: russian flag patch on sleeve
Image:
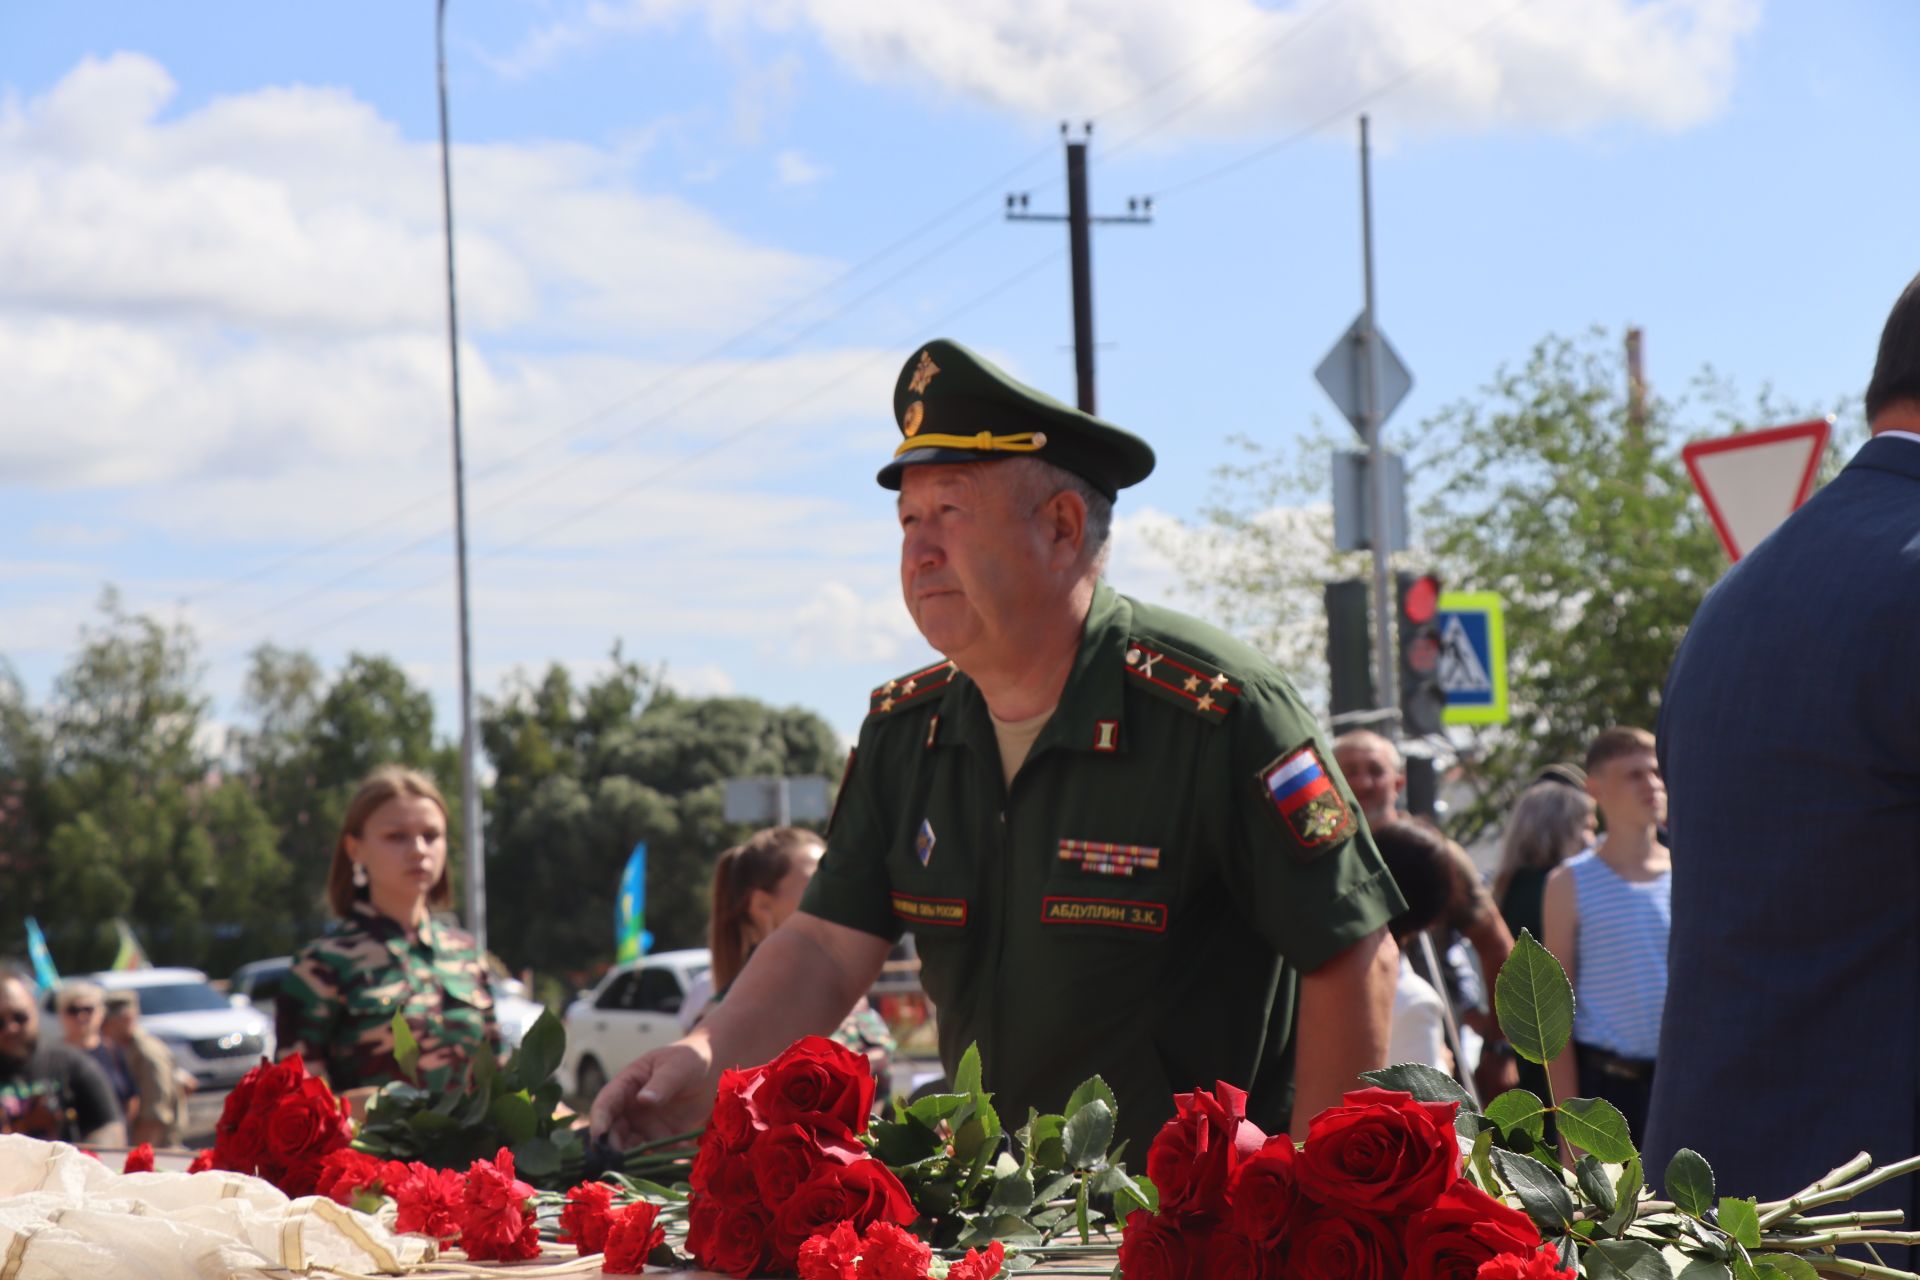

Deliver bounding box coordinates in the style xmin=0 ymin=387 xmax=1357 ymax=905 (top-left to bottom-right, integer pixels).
xmin=1259 ymin=745 xmax=1357 ymax=852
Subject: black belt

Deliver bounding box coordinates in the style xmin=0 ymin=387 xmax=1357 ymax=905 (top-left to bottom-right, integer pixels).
xmin=1577 ymin=1043 xmax=1655 ymax=1082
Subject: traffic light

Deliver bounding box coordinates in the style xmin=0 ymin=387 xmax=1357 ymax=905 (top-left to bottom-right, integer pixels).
xmin=1398 ymin=571 xmax=1445 ymax=737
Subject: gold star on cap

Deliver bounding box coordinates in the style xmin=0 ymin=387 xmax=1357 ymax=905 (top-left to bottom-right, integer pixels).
xmin=908 ymin=350 xmax=941 ymax=395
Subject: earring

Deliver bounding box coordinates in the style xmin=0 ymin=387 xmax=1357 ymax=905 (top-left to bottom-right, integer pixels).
xmin=352 ymin=862 xmax=369 ymax=888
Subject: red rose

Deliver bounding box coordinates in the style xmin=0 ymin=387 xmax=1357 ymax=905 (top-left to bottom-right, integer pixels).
xmin=602 ymin=1200 xmax=666 ymax=1275
xmin=798 ymin=1222 xmax=863 ymax=1280
xmin=693 ymin=1129 xmax=762 ymax=1206
xmin=772 ymin=1159 xmax=917 ymax=1267
xmin=561 ymin=1181 xmax=617 ymax=1254
xmin=947 ymin=1240 xmax=1006 ymax=1280
xmin=390 ymin=1162 xmax=465 ymax=1240
xmin=1209 ymin=1230 xmax=1278 ymax=1280
xmin=750 ymin=1121 xmax=864 ymax=1203
xmin=711 ymin=1066 xmax=770 ymax=1151
xmin=1405 ymin=1181 xmax=1545 ymax=1280
xmin=1297 ymin=1087 xmax=1461 ymax=1216
xmin=459 ymin=1148 xmax=540 ymax=1262
xmin=1287 ymin=1202 xmax=1405 ymax=1280
xmin=313 ymin=1148 xmax=387 ymax=1205
xmin=704 ymin=1202 xmax=774 ymax=1279
xmin=856 ymin=1221 xmax=933 ymax=1280
xmin=187 ymin=1147 xmax=217 ymax=1173
xmin=1118 ymin=1211 xmax=1203 ymax=1280
xmin=1229 ymin=1135 xmax=1300 ymax=1249
xmin=758 ymin=1035 xmax=875 ymax=1135
xmin=264 ymin=1076 xmax=353 ymax=1182
xmin=1147 ymin=1081 xmax=1267 ymax=1221
xmin=279 ymin=1154 xmax=329 ymax=1198
xmin=123 ymin=1143 xmax=155 ymax=1174
xmin=1476 ymin=1248 xmax=1576 ymax=1280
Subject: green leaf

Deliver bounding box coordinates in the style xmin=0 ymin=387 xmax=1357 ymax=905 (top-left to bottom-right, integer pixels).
xmin=987 ymin=1169 xmax=1036 ymax=1216
xmin=488 ymin=1092 xmax=538 ymax=1146
xmin=870 ymin=1116 xmax=944 ymax=1167
xmin=1358 ymin=1063 xmax=1473 ymax=1108
xmin=1559 ymin=1096 xmax=1638 ymax=1163
xmin=1676 ymin=1261 xmax=1733 ymax=1280
xmin=907 ymin=1092 xmax=970 ymax=1128
xmin=1485 ymin=1089 xmax=1549 ymax=1143
xmin=512 ymin=1136 xmax=561 ymax=1179
xmin=1583 ymin=1238 xmax=1675 ymax=1280
xmin=954 ymin=1043 xmax=984 ymax=1101
xmin=1604 ymin=1156 xmax=1645 ymax=1237
xmin=1064 ymin=1076 xmax=1118 ymax=1124
xmin=1028 ymin=1113 xmax=1067 ymax=1172
xmin=1717 ymin=1197 xmax=1761 ymax=1249
xmin=1494 ymin=930 xmax=1575 ymax=1066
xmin=1577 ymin=1155 xmax=1619 ymax=1216
xmin=391 ymin=1012 xmax=421 ymax=1085
xmin=1750 ymin=1256 xmax=1819 ymax=1280
xmin=510 ymin=1009 xmax=566 ymax=1090
xmin=1666 ymin=1149 xmax=1716 ymax=1219
xmin=406 ymin=1109 xmax=457 ymax=1135
xmin=1469 ymin=1129 xmax=1499 ymax=1196
xmin=1492 ymin=1148 xmax=1575 ymax=1233
xmin=1062 ymin=1100 xmax=1115 ymax=1170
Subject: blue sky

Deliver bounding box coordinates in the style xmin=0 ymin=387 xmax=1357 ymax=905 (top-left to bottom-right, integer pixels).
xmin=2 ymin=0 xmax=1914 ymax=748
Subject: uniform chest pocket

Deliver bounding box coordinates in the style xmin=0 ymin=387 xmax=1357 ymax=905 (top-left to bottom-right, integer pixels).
xmin=1041 ymin=838 xmax=1174 ymax=939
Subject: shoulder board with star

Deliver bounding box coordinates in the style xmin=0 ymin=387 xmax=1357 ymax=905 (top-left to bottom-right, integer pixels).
xmin=868 ymin=659 xmax=959 ymax=718
xmin=1122 ymin=637 xmax=1242 ymax=724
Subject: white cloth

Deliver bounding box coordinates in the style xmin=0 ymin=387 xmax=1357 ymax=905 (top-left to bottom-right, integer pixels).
xmin=0 ymin=1135 xmax=434 ymax=1279
xmin=1388 ymin=956 xmax=1450 ymax=1070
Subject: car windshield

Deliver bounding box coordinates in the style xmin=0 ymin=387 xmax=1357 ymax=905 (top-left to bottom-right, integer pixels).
xmin=132 ymin=982 xmax=232 ymax=1015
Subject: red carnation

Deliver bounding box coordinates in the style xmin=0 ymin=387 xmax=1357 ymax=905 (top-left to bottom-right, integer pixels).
xmin=1229 ymin=1135 xmax=1300 ymax=1249
xmin=1297 ymin=1087 xmax=1461 ymax=1216
xmin=1119 ymin=1210 xmax=1202 ymax=1280
xmin=388 ymin=1161 xmax=466 ymax=1240
xmin=187 ymin=1147 xmax=217 ymax=1173
xmin=1404 ymin=1180 xmax=1545 ymax=1280
xmin=122 ymin=1143 xmax=155 ymax=1174
xmin=1477 ymin=1248 xmax=1576 ymax=1280
xmin=602 ymin=1200 xmax=666 ymax=1275
xmin=1287 ymin=1202 xmax=1405 ymax=1280
xmin=856 ymin=1221 xmax=933 ymax=1280
xmin=313 ymin=1148 xmax=387 ymax=1206
xmin=1147 ymin=1081 xmax=1267 ymax=1222
xmin=797 ymin=1222 xmax=862 ymax=1280
xmin=947 ymin=1240 xmax=1007 ymax=1280
xmin=560 ymin=1181 xmax=617 ymax=1254
xmin=758 ymin=1035 xmax=876 ymax=1135
xmin=458 ymin=1148 xmax=541 ymax=1262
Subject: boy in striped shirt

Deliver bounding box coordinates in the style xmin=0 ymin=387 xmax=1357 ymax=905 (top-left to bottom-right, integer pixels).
xmin=1541 ymin=727 xmax=1672 ymax=1149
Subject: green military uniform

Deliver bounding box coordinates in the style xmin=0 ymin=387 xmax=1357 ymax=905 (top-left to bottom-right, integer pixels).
xmin=278 ymin=901 xmax=501 ymax=1094
xmin=800 ymin=338 xmax=1405 ymax=1155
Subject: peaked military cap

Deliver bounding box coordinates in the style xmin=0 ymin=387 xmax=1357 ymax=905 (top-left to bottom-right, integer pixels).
xmin=876 ymin=338 xmax=1156 ymax=500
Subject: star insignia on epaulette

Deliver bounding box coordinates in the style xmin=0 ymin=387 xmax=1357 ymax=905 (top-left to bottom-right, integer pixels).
xmin=908 ymin=350 xmax=940 ymax=394
xmin=870 ymin=659 xmax=959 ymax=718
xmin=1123 ymin=639 xmax=1242 ymax=723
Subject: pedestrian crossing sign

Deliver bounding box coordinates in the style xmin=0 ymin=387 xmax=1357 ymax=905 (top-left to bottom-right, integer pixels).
xmin=1435 ymin=592 xmax=1508 ymax=725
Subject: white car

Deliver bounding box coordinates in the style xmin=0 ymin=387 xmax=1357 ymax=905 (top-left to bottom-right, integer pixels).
xmin=560 ymin=950 xmax=710 ymax=1102
xmin=87 ymin=968 xmax=276 ymax=1091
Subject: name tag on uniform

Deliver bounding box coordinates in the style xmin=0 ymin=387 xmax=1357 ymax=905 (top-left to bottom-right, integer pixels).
xmin=1057 ymin=838 xmax=1161 ymax=877
xmin=891 ymin=892 xmax=968 ymax=926
xmin=1040 ymin=896 xmax=1168 ymax=933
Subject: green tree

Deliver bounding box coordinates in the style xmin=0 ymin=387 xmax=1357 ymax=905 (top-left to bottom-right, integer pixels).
xmin=1157 ymin=329 xmax=1857 ymax=833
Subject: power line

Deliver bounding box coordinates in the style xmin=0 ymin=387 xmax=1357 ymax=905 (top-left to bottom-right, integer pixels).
xmin=1153 ymin=0 xmax=1538 ymax=201
xmin=217 ymin=246 xmax=1066 ymax=657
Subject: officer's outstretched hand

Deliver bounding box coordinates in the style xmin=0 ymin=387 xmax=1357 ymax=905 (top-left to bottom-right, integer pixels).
xmin=590 ymin=1037 xmax=717 ymax=1150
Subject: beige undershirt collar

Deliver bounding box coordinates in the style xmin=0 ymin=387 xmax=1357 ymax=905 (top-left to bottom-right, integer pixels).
xmin=990 ymin=703 xmax=1057 ymax=790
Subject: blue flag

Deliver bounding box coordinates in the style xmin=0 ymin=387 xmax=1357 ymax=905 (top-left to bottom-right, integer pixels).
xmin=615 ymin=842 xmax=651 ymax=963
xmin=24 ymin=916 xmax=59 ymax=991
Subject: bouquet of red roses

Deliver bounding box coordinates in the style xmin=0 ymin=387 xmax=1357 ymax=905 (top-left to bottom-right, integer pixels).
xmin=1119 ymin=1081 xmax=1572 ymax=1280
xmin=687 ymin=1035 xmax=919 ymax=1277
xmin=207 ymin=1054 xmax=355 ymax=1197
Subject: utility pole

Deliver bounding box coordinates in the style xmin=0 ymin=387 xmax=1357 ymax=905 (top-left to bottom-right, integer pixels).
xmin=1626 ymin=325 xmax=1648 ymax=436
xmin=1357 ymin=115 xmax=1395 ymax=724
xmin=437 ymin=0 xmax=485 ymax=956
xmin=1006 ymin=123 xmax=1153 ymax=413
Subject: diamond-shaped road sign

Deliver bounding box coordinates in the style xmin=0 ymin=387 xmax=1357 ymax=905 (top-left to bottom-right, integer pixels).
xmin=1315 ymin=313 xmax=1413 ymax=438
xmin=1681 ymin=418 xmax=1830 ymax=562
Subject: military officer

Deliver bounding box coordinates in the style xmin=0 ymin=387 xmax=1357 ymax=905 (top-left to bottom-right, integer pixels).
xmin=593 ymin=340 xmax=1404 ymax=1155
xmin=278 ymin=766 xmax=500 ymax=1094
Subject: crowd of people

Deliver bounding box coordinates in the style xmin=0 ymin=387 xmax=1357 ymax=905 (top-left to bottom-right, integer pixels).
xmin=4 ymin=274 xmax=1916 ymax=1268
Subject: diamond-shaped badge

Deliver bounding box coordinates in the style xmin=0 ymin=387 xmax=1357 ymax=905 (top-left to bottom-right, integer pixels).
xmin=915 ymin=819 xmax=936 ymax=867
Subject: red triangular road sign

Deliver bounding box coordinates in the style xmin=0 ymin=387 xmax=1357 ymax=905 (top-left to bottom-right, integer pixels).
xmin=1682 ymin=419 xmax=1829 ymax=561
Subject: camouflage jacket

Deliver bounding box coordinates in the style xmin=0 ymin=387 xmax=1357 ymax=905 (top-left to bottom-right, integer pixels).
xmin=278 ymin=902 xmax=501 ymax=1094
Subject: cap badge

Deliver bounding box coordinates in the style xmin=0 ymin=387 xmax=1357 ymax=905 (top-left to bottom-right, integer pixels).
xmin=907 ymin=350 xmax=941 ymax=395
xmin=902 ymin=400 xmax=925 ymax=437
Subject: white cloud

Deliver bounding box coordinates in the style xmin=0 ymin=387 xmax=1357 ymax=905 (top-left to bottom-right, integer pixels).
xmin=782 ymin=578 xmax=923 ymax=668
xmin=489 ymin=0 xmax=1760 ymax=138
xmin=774 ymin=148 xmax=829 ymax=187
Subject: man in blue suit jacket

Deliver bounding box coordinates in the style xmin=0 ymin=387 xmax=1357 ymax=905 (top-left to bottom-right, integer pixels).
xmin=1647 ymin=272 xmax=1920 ymax=1256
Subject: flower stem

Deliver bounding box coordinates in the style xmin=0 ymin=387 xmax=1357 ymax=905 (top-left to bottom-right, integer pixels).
xmin=1804 ymin=1257 xmax=1920 ymax=1280
xmin=1757 ymin=1154 xmax=1877 ymax=1227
